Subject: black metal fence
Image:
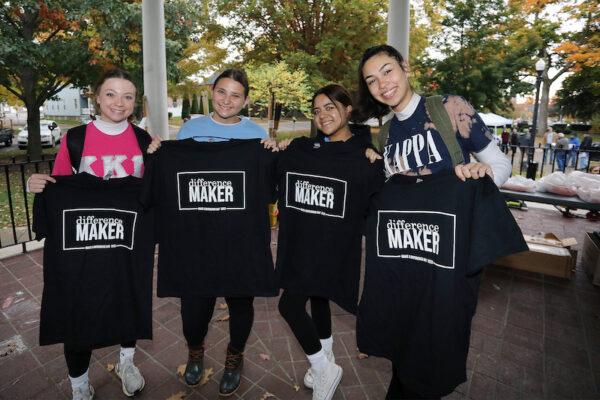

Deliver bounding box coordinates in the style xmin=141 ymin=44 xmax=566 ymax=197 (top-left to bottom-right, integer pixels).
xmin=503 ymin=144 xmax=600 ymax=178
xmin=1 ymin=156 xmax=55 ymax=251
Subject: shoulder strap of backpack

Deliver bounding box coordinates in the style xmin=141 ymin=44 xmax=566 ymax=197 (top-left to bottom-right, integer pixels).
xmin=131 ymin=124 xmax=152 ymax=161
xmin=425 ymin=95 xmax=465 ymax=167
xmin=66 ymin=125 xmax=87 ymax=173
xmin=377 ymin=118 xmax=392 ymax=152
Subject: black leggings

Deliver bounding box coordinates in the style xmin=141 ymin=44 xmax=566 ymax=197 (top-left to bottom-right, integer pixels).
xmin=181 ymin=296 xmax=254 ymax=352
xmin=386 ymin=364 xmax=440 ymax=400
xmin=64 ymin=341 xmax=136 ymax=378
xmin=278 ymin=291 xmax=331 ymax=355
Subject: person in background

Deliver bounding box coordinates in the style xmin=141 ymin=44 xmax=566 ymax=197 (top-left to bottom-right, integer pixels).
xmin=518 ymin=129 xmax=531 ymax=166
xmin=579 ymin=132 xmax=593 ymax=170
xmin=510 ymin=127 xmax=519 ymax=157
xmin=542 ymin=127 xmax=555 ymax=164
xmin=501 ymin=128 xmax=510 ymax=154
xmin=567 ymin=132 xmax=580 ymax=167
xmin=555 ymin=133 xmax=570 ymax=171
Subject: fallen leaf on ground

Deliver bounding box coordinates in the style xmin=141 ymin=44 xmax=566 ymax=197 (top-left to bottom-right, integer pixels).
xmin=216 ymin=314 xmax=230 ymax=322
xmin=218 ymin=302 xmax=228 ymax=310
xmin=294 ymin=385 xmax=300 ymax=392
xmin=259 ymin=353 xmax=271 ymax=361
xmin=0 ymin=343 xmax=16 ymax=357
xmin=492 ymin=283 xmax=501 ymax=291
xmin=198 ymin=367 xmax=213 ymax=386
xmin=106 ymin=363 xmax=114 ymax=372
xmin=260 ymin=392 xmax=276 ymax=399
xmin=358 ymin=353 xmax=369 ymax=359
xmin=2 ymin=296 xmax=14 ymax=309
xmin=176 ymin=364 xmax=186 ymax=376
xmin=166 ymin=390 xmax=188 ymax=400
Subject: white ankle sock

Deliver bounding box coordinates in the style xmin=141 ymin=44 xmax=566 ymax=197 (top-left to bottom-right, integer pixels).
xmin=320 ymin=336 xmax=333 ymax=353
xmin=307 ymin=349 xmax=328 ymax=372
xmin=69 ymin=369 xmax=89 ymax=390
xmin=120 ymin=346 xmax=135 ymax=365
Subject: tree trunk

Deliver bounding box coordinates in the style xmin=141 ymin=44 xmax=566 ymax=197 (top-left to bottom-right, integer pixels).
xmin=23 ymin=70 xmax=42 ymax=160
xmin=537 ymin=73 xmax=550 ymax=137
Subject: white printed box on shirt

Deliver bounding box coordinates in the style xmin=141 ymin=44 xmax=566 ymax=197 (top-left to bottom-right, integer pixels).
xmin=285 ymin=172 xmax=347 ymax=218
xmin=377 ymin=210 xmax=456 ymax=269
xmin=63 ymin=208 xmax=137 ymax=250
xmin=177 ymin=171 xmax=246 ymax=211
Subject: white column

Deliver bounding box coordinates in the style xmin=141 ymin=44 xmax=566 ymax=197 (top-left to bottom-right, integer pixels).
xmin=142 ymin=0 xmax=169 ymax=139
xmin=387 ymin=0 xmax=410 ymax=60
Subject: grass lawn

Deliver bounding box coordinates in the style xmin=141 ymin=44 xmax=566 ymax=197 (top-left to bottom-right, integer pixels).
xmin=0 ymin=161 xmax=54 ymax=229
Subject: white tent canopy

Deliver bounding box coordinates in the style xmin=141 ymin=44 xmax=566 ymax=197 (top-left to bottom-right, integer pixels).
xmin=480 ymin=113 xmax=513 ymax=127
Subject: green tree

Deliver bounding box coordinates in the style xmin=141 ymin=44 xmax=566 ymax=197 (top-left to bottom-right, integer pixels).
xmin=181 ymin=93 xmax=191 ymax=120
xmin=0 ymin=0 xmax=201 ymax=158
xmin=528 ymin=0 xmax=600 ymax=135
xmin=191 ymin=93 xmax=199 ymax=114
xmin=555 ymin=66 xmax=600 ymax=122
xmin=213 ymin=0 xmax=387 ymax=91
xmin=246 ymin=62 xmax=312 ymax=115
xmin=416 ymin=0 xmax=536 ymax=112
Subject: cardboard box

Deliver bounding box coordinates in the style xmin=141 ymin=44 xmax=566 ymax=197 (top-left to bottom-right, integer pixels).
xmin=582 ymin=232 xmax=600 ymax=286
xmin=493 ymin=233 xmax=576 ymax=279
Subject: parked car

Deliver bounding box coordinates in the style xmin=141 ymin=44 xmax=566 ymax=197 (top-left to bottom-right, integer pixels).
xmin=0 ymin=127 xmax=14 ymax=146
xmin=17 ymin=120 xmax=62 ymax=149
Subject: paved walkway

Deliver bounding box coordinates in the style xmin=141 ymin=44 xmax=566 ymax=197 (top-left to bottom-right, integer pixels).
xmin=0 ymin=204 xmax=599 ymax=400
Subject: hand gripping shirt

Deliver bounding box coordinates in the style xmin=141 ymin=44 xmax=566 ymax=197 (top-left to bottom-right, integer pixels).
xmin=33 ymin=174 xmax=155 ymax=350
xmin=276 ymin=137 xmax=384 ymax=313
xmin=383 ymin=95 xmax=492 ymax=177
xmin=141 ymin=139 xmax=278 ymax=298
xmin=356 ymin=171 xmax=528 ymax=398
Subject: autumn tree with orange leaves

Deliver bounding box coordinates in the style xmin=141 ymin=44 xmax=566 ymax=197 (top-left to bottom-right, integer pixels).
xmin=510 ymin=0 xmax=599 ymax=134
xmin=0 ymin=0 xmax=201 ymax=158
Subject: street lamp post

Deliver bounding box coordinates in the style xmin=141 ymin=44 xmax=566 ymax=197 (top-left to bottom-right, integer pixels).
xmin=527 ymin=58 xmax=546 ymax=179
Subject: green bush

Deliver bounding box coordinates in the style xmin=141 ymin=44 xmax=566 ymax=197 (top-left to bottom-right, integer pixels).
xmin=182 ymin=94 xmax=191 ymax=120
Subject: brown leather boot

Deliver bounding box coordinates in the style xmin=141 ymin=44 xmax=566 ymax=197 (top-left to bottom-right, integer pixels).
xmin=184 ymin=345 xmax=205 ymax=386
xmin=219 ymin=345 xmax=244 ymax=396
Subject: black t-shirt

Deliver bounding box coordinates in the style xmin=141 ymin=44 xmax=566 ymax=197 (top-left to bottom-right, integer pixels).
xmin=356 ymin=171 xmax=527 ymax=398
xmin=276 ymin=137 xmax=384 ymax=313
xmin=141 ymin=139 xmax=278 ymax=298
xmin=33 ymin=174 xmax=155 ymax=350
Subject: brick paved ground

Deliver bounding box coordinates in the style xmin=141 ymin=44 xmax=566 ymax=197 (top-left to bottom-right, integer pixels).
xmin=0 ymin=204 xmax=599 ymax=400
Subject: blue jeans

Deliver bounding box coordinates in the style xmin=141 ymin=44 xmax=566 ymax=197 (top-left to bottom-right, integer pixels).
xmin=567 ymin=150 xmax=578 ymax=167
xmin=542 ymin=145 xmax=553 ymax=164
xmin=556 ymin=151 xmax=566 ymax=171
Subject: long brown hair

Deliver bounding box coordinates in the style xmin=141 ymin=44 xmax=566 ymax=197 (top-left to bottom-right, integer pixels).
xmin=351 ymin=45 xmax=410 ymax=122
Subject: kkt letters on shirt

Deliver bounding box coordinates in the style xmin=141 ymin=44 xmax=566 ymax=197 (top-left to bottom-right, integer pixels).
xmin=377 ymin=210 xmax=456 ymax=269
xmin=63 ymin=208 xmax=137 ymax=250
xmin=285 ymin=172 xmax=347 ymax=218
xmin=177 ymin=171 xmax=245 ymax=211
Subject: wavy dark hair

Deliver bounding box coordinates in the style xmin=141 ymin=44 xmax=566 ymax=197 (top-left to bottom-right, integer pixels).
xmin=351 ymin=45 xmax=410 ymax=122
xmin=312 ymin=84 xmax=353 ymax=140
xmin=92 ymin=69 xmax=137 ymax=120
xmin=213 ymin=68 xmax=250 ymax=98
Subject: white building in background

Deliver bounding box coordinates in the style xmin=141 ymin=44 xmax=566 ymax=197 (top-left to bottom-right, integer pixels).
xmin=43 ymin=86 xmax=92 ymax=121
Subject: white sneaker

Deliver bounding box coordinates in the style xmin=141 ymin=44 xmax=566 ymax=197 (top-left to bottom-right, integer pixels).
xmin=115 ymin=358 xmax=145 ymax=396
xmin=312 ymin=361 xmax=342 ymax=400
xmin=304 ymin=349 xmax=335 ymax=389
xmin=72 ymin=384 xmax=94 ymax=400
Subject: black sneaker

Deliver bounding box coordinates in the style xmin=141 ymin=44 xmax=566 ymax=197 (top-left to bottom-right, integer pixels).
xmin=219 ymin=346 xmax=244 ymax=396
xmin=184 ymin=346 xmax=205 ymax=386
